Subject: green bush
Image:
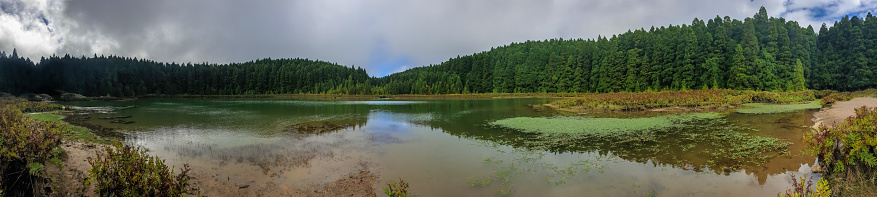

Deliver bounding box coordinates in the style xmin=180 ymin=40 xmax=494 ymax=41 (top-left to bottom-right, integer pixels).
xmin=88 ymin=142 xmax=190 ymax=197
xmin=806 ymin=106 xmax=877 ymax=173
xmin=820 ymin=92 xmax=852 ymax=106
xmin=0 ymin=97 xmax=64 ymax=113
xmin=0 ymin=103 xmax=64 ymax=195
xmin=805 ymin=106 xmax=877 ymax=195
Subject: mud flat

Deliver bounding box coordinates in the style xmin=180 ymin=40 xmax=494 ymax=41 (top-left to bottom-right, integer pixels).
xmin=813 ymin=97 xmax=877 ymax=128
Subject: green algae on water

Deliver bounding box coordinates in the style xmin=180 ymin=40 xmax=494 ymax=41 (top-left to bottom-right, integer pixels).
xmin=490 ymin=113 xmax=721 ymax=136
xmin=736 ymin=100 xmax=821 ymax=114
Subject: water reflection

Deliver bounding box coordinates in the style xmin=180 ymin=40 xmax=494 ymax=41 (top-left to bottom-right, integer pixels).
xmin=64 ymin=98 xmax=820 ymax=196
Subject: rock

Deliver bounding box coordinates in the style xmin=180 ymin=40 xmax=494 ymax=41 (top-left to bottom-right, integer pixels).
xmin=812 ymin=164 xmax=823 ymax=173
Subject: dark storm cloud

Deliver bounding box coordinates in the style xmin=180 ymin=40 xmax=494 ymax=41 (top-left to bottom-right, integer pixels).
xmin=2 ymin=0 xmax=877 ymax=76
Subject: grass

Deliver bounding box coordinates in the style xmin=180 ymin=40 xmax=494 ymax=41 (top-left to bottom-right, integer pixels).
xmin=736 ymin=100 xmax=822 ymax=114
xmin=490 ymin=113 xmax=721 ymax=136
xmin=26 ymin=112 xmax=111 ymax=145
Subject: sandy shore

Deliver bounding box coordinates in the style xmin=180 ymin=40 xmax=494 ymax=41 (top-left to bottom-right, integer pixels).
xmin=812 ymin=97 xmax=877 ymax=128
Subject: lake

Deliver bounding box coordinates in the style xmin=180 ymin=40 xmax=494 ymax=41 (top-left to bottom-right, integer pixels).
xmin=62 ymin=98 xmax=820 ymax=196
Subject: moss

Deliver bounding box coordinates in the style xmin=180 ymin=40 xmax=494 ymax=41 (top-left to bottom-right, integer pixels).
xmin=490 ymin=113 xmax=721 ymax=136
xmin=736 ymin=101 xmax=821 ymax=114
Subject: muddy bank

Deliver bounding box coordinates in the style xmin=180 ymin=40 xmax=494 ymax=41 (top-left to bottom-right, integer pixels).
xmin=40 ymin=141 xmax=106 ymax=197
xmin=812 ymin=97 xmax=877 ymax=128
xmin=46 ymin=139 xmax=380 ymax=197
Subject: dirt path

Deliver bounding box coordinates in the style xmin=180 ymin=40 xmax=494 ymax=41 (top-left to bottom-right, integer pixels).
xmin=813 ymin=97 xmax=877 ymax=128
xmin=42 ymin=141 xmax=104 ymax=196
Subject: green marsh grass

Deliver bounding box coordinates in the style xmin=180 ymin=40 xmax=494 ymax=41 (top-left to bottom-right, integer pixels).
xmin=736 ymin=101 xmax=822 ymax=114
xmin=490 ymin=113 xmax=721 ymax=136
xmin=26 ymin=112 xmax=111 ymax=144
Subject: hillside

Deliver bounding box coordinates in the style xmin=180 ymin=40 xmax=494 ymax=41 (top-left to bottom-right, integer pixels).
xmin=1 ymin=7 xmax=876 ymax=97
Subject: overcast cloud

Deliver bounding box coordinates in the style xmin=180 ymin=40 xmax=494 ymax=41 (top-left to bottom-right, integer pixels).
xmin=1 ymin=0 xmax=876 ymax=76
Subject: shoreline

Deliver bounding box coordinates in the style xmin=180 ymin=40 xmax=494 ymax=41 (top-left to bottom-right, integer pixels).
xmin=811 ymin=97 xmax=877 ymax=129
xmin=55 ymin=93 xmax=580 ymax=102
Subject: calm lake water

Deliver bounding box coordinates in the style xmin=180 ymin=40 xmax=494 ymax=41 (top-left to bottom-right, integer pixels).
xmin=63 ymin=98 xmax=820 ymax=196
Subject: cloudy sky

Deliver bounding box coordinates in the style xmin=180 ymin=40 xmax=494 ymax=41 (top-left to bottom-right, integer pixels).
xmin=1 ymin=0 xmax=876 ymax=76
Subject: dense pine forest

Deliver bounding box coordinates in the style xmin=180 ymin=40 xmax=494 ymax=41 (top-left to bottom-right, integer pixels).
xmin=1 ymin=7 xmax=876 ymax=97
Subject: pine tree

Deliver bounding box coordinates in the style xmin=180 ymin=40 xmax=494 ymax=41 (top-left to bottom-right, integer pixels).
xmin=792 ymin=59 xmax=806 ymax=91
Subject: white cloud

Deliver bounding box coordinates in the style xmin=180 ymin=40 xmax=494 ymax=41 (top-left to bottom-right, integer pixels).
xmin=2 ymin=0 xmax=877 ymax=75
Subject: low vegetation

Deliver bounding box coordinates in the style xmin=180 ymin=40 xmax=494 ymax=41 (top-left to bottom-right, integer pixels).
xmin=820 ymin=92 xmax=852 ymax=106
xmin=383 ymin=178 xmax=411 ymax=197
xmin=87 ymin=142 xmax=191 ymax=197
xmin=0 ymin=98 xmax=66 ymax=195
xmin=778 ymin=174 xmax=831 ymax=197
xmin=550 ymin=89 xmax=816 ymax=111
xmin=737 ymin=101 xmax=822 ymax=114
xmin=26 ymin=113 xmax=111 ymax=144
xmin=490 ymin=113 xmax=721 ymax=135
xmin=805 ymin=106 xmax=877 ymax=196
xmin=3 ymin=98 xmax=182 ymax=196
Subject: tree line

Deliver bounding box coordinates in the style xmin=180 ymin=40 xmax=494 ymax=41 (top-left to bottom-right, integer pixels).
xmin=1 ymin=7 xmax=875 ymax=97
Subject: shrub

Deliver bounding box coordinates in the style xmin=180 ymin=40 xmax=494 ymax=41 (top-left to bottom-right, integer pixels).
xmin=0 ymin=98 xmax=64 ymax=113
xmin=59 ymin=92 xmax=89 ymax=101
xmin=88 ymin=142 xmax=190 ymax=197
xmin=383 ymin=178 xmax=411 ymax=197
xmin=820 ymin=92 xmax=852 ymax=106
xmin=0 ymin=103 xmax=64 ymax=195
xmin=778 ymin=174 xmax=830 ymax=197
xmin=805 ymin=106 xmax=877 ymax=196
xmin=806 ymin=106 xmax=877 ymax=174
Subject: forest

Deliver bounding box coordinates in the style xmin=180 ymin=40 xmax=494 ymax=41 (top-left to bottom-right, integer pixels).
xmin=1 ymin=7 xmax=875 ymax=97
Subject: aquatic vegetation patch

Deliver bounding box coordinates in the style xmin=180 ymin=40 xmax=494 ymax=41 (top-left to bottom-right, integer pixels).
xmin=736 ymin=101 xmax=822 ymax=114
xmin=466 ymin=142 xmax=613 ymax=196
xmin=490 ymin=113 xmax=720 ymax=136
xmin=492 ymin=115 xmax=791 ymax=174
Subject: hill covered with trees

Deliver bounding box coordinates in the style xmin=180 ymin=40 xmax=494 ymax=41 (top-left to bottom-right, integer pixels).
xmin=381 ymin=7 xmax=875 ymax=94
xmin=1 ymin=7 xmax=875 ymax=97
